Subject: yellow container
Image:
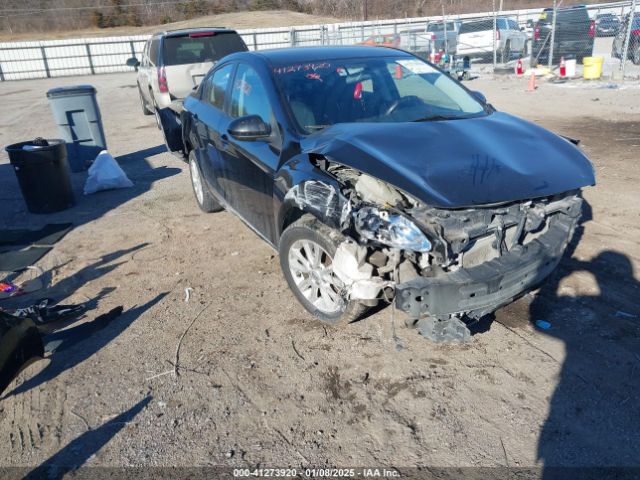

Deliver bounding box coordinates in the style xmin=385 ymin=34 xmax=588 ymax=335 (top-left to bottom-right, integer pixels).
xmin=583 ymin=56 xmax=604 ymax=80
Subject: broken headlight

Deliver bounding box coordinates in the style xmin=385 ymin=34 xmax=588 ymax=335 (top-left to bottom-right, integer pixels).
xmin=354 ymin=206 xmax=432 ymax=252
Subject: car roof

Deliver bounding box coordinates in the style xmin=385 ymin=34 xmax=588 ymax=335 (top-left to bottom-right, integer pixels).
xmin=153 ymin=27 xmax=238 ymax=38
xmin=250 ymin=46 xmax=412 ymax=64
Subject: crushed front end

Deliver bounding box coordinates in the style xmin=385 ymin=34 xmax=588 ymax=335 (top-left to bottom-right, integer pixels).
xmin=314 ymin=163 xmax=584 ymax=339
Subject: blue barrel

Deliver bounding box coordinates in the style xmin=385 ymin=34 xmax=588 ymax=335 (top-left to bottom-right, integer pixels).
xmin=46 ymin=85 xmax=107 ymax=172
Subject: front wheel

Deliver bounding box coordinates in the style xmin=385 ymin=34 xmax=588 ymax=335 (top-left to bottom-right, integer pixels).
xmin=279 ymin=215 xmax=369 ymax=325
xmin=633 ymin=45 xmax=640 ymax=66
xmin=188 ymin=151 xmax=223 ymax=213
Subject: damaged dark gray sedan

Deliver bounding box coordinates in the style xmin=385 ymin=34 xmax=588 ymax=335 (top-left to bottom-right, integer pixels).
xmin=179 ymin=46 xmax=595 ymax=341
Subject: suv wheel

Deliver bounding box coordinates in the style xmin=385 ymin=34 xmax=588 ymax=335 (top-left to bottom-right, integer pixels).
xmin=501 ymin=41 xmax=511 ymax=63
xmin=139 ymin=86 xmax=153 ymax=115
xmin=152 ymin=97 xmax=162 ymax=130
xmin=188 ymin=151 xmax=223 ymax=213
xmin=633 ymin=45 xmax=640 ymax=65
xmin=279 ymin=215 xmax=369 ymax=325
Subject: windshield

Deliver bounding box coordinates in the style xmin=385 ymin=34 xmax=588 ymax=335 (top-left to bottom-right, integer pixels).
xmin=163 ymin=32 xmax=246 ymax=66
xmin=273 ymin=56 xmax=486 ymax=133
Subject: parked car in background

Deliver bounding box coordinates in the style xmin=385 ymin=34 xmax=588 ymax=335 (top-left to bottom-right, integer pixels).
xmin=457 ymin=17 xmax=527 ymax=62
xmin=127 ymin=28 xmax=247 ymax=123
xmin=174 ymin=46 xmax=594 ymax=342
xmin=426 ymin=21 xmax=461 ymax=54
xmin=525 ymin=19 xmax=536 ymax=36
xmin=595 ymin=13 xmax=621 ymax=37
xmin=397 ymin=29 xmax=435 ymax=58
xmin=612 ymin=13 xmax=640 ymax=65
xmin=360 ymin=34 xmax=401 ymax=48
xmin=531 ymin=5 xmax=595 ymax=65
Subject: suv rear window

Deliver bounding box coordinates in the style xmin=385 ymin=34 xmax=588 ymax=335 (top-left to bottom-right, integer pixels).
xmin=427 ymin=22 xmax=457 ymax=33
xmin=539 ymin=7 xmax=589 ymax=25
xmin=459 ymin=21 xmax=493 ymax=34
xmin=163 ymin=32 xmax=247 ymax=66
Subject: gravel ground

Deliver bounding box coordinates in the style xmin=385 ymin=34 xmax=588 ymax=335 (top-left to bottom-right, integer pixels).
xmin=0 ymin=71 xmax=639 ymax=476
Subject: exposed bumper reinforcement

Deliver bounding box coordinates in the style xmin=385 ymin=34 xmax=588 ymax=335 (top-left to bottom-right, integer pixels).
xmin=395 ymin=215 xmax=578 ymax=318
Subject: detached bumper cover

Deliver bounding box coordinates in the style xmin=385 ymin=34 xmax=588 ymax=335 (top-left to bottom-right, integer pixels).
xmin=395 ymin=214 xmax=578 ymax=318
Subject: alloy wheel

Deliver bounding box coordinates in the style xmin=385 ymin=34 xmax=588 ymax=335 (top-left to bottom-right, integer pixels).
xmin=287 ymin=239 xmax=345 ymax=315
xmin=189 ymin=157 xmax=204 ymax=206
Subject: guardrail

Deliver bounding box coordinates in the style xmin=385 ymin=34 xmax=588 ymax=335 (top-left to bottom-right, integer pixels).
xmin=0 ymin=0 xmax=635 ymax=82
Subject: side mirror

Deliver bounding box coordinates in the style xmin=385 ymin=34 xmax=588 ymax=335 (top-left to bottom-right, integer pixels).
xmin=228 ymin=115 xmax=271 ymax=141
xmin=126 ymin=57 xmax=140 ymax=69
xmin=472 ymin=91 xmax=487 ymax=104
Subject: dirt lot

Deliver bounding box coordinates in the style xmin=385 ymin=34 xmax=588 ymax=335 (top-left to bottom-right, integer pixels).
xmin=0 ymin=71 xmax=639 ymax=476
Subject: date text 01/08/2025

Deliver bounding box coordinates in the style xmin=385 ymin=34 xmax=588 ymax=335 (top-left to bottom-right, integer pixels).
xmin=233 ymin=468 xmax=401 ymax=477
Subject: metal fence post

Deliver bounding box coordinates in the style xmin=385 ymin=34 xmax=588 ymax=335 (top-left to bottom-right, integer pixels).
xmin=548 ymin=0 xmax=557 ymax=69
xmin=621 ymin=0 xmax=637 ymax=78
xmin=0 ymin=61 xmax=5 ymax=82
xmin=290 ymin=28 xmax=296 ymax=47
xmin=40 ymin=46 xmax=51 ymax=78
xmin=129 ymin=40 xmax=136 ymax=58
xmin=85 ymin=44 xmax=95 ymax=74
xmin=252 ymin=32 xmax=258 ymax=51
xmin=492 ymin=0 xmax=497 ymax=68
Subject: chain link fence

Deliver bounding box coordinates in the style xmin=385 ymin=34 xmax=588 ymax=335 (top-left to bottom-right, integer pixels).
xmin=0 ymin=0 xmax=638 ymax=82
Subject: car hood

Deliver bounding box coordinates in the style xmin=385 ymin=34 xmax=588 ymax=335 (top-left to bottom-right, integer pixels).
xmin=300 ymin=112 xmax=595 ymax=208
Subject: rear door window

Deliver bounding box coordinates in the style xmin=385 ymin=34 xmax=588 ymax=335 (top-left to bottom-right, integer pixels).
xmin=149 ymin=38 xmax=159 ymax=66
xmin=203 ymin=63 xmax=234 ymax=110
xmin=162 ymin=32 xmax=247 ymax=66
xmin=508 ymin=19 xmax=520 ymax=30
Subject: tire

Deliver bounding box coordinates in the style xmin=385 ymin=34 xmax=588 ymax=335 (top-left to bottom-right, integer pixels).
xmin=633 ymin=45 xmax=640 ymax=66
xmin=189 ymin=150 xmax=223 ymax=213
xmin=152 ymin=95 xmax=162 ymax=130
xmin=139 ymin=86 xmax=153 ymax=115
xmin=501 ymin=41 xmax=511 ymax=64
xmin=279 ymin=215 xmax=369 ymax=325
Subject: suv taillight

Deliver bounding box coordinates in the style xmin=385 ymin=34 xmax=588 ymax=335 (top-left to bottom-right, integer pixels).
xmin=588 ymin=20 xmax=596 ymax=37
xmin=158 ymin=66 xmax=168 ymax=93
xmin=496 ymin=29 xmax=501 ymax=41
xmin=534 ymin=25 xmax=540 ymax=40
xmin=632 ymin=29 xmax=640 ymax=36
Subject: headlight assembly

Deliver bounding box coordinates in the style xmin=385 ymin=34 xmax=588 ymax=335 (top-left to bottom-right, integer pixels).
xmin=354 ymin=206 xmax=432 ymax=252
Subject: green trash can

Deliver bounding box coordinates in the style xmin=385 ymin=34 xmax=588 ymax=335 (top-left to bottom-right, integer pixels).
xmin=5 ymin=139 xmax=75 ymax=214
xmin=46 ymin=85 xmax=107 ymax=172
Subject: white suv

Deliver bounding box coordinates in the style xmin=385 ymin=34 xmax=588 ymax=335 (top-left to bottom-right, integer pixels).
xmin=457 ymin=17 xmax=528 ymax=62
xmin=127 ymin=28 xmax=247 ymax=119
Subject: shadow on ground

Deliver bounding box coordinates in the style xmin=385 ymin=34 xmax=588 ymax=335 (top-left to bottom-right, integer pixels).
xmin=4 ymin=293 xmax=167 ymax=399
xmin=0 ymin=144 xmax=180 ymax=229
xmin=24 ymin=395 xmax=152 ymax=479
xmin=531 ymin=204 xmax=640 ymax=473
xmin=476 ymin=201 xmax=640 ymax=473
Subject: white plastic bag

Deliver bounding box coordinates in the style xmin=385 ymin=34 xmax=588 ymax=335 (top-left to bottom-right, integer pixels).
xmin=83 ymin=150 xmax=133 ymax=195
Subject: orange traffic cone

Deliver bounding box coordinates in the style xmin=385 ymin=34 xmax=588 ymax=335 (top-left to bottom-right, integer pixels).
xmin=526 ymin=72 xmax=537 ymax=92
xmin=515 ymin=58 xmax=524 ymax=76
xmin=559 ymin=56 xmax=566 ymax=77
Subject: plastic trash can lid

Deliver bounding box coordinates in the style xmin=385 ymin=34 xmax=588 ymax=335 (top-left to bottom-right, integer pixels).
xmin=46 ymin=85 xmax=96 ymax=98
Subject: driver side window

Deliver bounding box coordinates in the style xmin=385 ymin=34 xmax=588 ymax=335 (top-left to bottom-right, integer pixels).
xmin=229 ymin=64 xmax=273 ymax=123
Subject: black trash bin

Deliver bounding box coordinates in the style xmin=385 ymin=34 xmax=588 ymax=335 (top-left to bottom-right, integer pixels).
xmin=5 ymin=139 xmax=75 ymax=214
